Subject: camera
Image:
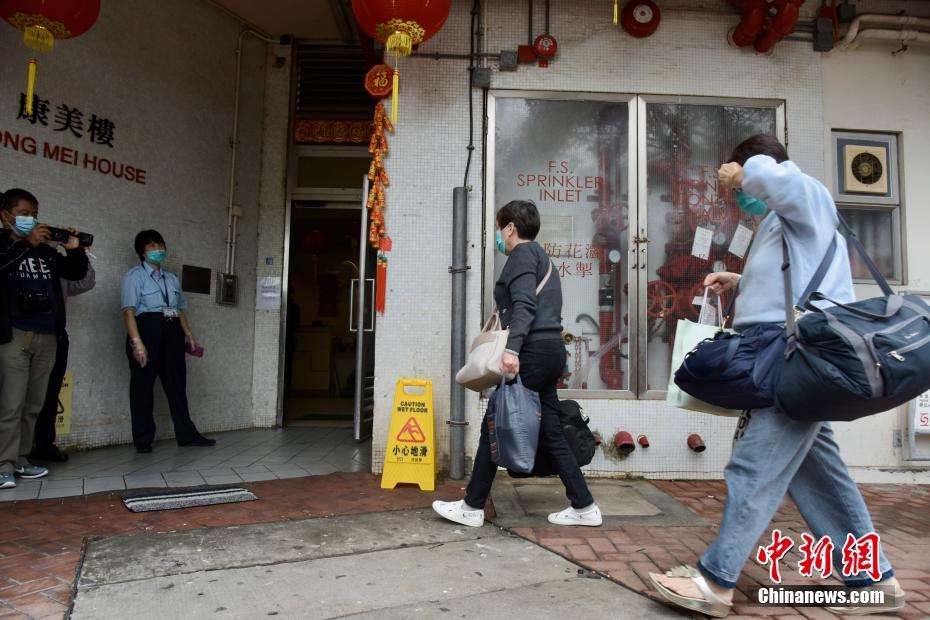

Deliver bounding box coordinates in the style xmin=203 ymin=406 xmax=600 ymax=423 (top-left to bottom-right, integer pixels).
xmin=47 ymin=226 xmax=94 ymax=248
xmin=18 ymin=290 xmax=52 ymax=314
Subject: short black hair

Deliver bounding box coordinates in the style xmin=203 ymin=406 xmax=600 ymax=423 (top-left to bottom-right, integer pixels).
xmin=1 ymin=188 xmax=38 ymax=211
xmin=496 ymin=200 xmax=541 ymax=240
xmin=729 ymin=134 xmax=789 ymax=167
xmin=134 ymin=229 xmax=166 ymax=261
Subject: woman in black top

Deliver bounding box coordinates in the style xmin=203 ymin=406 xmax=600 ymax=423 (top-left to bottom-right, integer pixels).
xmin=433 ymin=200 xmax=600 ymax=527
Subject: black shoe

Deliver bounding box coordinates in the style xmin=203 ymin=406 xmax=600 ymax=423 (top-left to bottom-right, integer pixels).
xmin=179 ymin=435 xmax=216 ymax=447
xmin=30 ymin=446 xmax=69 ymax=462
xmin=136 ymin=445 xmax=153 ymax=454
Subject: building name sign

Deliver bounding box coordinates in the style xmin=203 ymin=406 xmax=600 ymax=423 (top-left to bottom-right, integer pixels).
xmin=0 ymin=93 xmax=147 ymax=186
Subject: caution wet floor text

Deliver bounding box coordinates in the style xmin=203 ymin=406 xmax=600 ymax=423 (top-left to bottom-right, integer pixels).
xmin=381 ymin=378 xmax=435 ymax=491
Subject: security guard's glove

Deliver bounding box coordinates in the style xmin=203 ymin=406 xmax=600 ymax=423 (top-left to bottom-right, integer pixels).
xmin=131 ymin=338 xmax=148 ymax=368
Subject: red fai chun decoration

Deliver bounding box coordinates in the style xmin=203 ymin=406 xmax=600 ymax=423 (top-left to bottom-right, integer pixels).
xmin=0 ymin=0 xmax=100 ymax=116
xmin=367 ymin=103 xmax=394 ymax=314
xmin=365 ymin=63 xmax=394 ymax=99
xmin=351 ymin=0 xmax=453 ymax=123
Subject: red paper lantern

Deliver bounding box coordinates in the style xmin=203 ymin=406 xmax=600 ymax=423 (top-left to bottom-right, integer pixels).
xmin=0 ymin=0 xmax=101 ymax=115
xmin=351 ymin=0 xmax=452 ymax=123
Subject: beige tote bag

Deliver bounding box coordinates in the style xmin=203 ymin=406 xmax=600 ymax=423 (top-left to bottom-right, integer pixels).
xmin=456 ymin=261 xmax=553 ymax=392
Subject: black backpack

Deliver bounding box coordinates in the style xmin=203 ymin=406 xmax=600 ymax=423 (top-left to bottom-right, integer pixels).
xmin=507 ymin=399 xmax=597 ymax=478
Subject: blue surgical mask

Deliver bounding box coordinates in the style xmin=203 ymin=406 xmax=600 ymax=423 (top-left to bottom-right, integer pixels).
xmin=146 ymin=249 xmax=166 ymax=265
xmin=13 ymin=215 xmax=36 ymax=237
xmin=495 ymin=229 xmax=507 ymax=255
xmin=735 ymin=189 xmax=768 ymax=216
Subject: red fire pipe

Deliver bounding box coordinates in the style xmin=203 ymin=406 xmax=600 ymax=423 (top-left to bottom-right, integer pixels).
xmin=614 ymin=431 xmax=635 ymax=454
xmin=727 ymin=0 xmax=768 ymax=47
xmin=754 ymin=0 xmax=804 ymax=54
xmin=687 ymin=433 xmax=706 ymax=453
xmin=637 ymin=434 xmax=650 ymax=448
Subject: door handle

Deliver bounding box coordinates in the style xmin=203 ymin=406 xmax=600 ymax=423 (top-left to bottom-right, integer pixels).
xmin=349 ymin=278 xmax=359 ymax=332
xmin=365 ymin=278 xmax=375 ymax=332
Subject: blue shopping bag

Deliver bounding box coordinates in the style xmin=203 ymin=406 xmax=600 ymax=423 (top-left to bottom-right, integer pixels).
xmin=486 ymin=376 xmax=541 ymax=474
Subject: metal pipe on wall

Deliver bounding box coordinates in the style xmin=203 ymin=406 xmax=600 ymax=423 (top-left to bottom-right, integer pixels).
xmin=450 ymin=187 xmax=470 ymax=479
xmin=226 ymin=29 xmax=279 ymax=277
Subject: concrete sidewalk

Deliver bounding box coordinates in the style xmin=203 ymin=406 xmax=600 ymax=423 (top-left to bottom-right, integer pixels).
xmin=70 ymin=509 xmax=680 ymax=619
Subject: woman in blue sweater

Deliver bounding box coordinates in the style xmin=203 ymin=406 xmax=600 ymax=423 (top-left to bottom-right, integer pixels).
xmin=651 ymin=135 xmax=903 ymax=617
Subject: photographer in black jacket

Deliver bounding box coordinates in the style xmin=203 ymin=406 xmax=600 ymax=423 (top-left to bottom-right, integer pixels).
xmin=0 ymin=189 xmax=87 ymax=490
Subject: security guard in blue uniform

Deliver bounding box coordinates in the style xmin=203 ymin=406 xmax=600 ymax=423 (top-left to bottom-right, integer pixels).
xmin=120 ymin=230 xmax=215 ymax=453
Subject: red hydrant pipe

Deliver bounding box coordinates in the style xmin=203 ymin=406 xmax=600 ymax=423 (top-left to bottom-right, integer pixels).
xmin=727 ymin=0 xmax=768 ymax=47
xmin=754 ymin=0 xmax=804 ymax=53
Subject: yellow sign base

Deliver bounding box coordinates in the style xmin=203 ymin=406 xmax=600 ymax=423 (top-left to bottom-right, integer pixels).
xmin=54 ymin=371 xmax=73 ymax=436
xmin=381 ymin=378 xmax=436 ymax=492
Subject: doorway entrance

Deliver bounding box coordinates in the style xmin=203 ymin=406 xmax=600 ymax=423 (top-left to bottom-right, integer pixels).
xmin=283 ymin=199 xmax=376 ymax=441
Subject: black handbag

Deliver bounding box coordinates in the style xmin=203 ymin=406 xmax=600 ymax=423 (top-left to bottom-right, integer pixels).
xmin=507 ymin=399 xmax=596 ymax=478
xmin=775 ymin=215 xmax=930 ymax=422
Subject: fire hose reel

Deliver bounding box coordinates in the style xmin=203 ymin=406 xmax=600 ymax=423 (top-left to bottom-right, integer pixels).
xmin=621 ymin=0 xmax=661 ymax=38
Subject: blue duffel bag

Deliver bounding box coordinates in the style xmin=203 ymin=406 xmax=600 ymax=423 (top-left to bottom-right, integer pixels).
xmin=674 ymin=323 xmax=786 ymax=410
xmin=775 ymin=218 xmax=930 ymax=422
xmin=673 ymin=227 xmax=837 ymax=411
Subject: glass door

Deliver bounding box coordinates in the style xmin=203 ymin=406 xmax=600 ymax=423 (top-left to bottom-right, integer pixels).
xmin=353 ymin=177 xmax=375 ymax=440
xmin=488 ymin=92 xmax=784 ymax=399
xmin=487 ymin=92 xmax=637 ymax=399
xmin=636 ymin=97 xmax=782 ymax=397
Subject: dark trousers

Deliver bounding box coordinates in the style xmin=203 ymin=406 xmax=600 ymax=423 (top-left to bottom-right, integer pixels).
xmin=465 ymin=339 xmax=594 ymax=510
xmin=34 ymin=331 xmax=69 ymax=452
xmin=126 ymin=314 xmax=199 ymax=448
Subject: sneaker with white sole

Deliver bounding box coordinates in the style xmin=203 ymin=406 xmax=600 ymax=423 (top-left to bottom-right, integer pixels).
xmin=548 ymin=503 xmax=603 ymax=526
xmin=14 ymin=463 xmax=48 ymax=479
xmin=0 ymin=473 xmax=15 ymax=489
xmin=432 ymin=499 xmax=485 ymax=527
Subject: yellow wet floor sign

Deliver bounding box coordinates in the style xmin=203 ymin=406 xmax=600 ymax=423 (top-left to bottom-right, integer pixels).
xmin=381 ymin=378 xmax=435 ymax=491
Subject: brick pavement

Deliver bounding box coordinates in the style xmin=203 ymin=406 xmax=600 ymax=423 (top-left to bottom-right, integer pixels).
xmin=508 ymin=481 xmax=930 ymax=619
xmin=3 ymin=474 xmax=928 ymax=619
xmin=0 ymin=473 xmax=465 ymax=619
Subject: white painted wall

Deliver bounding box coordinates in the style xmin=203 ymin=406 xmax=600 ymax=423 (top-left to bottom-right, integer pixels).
xmin=374 ymin=0 xmax=930 ymax=479
xmin=821 ymin=4 xmax=930 ymax=469
xmin=0 ymin=0 xmax=268 ymax=448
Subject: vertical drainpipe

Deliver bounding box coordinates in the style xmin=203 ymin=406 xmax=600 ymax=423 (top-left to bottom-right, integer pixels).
xmin=450 ymin=187 xmax=469 ymax=479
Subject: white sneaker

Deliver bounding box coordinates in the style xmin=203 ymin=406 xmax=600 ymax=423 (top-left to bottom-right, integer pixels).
xmin=548 ymin=503 xmax=603 ymax=527
xmin=432 ymin=499 xmax=485 ymax=527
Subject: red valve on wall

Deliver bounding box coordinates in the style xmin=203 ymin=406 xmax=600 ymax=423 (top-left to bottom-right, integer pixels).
xmin=620 ymin=0 xmax=662 ymax=38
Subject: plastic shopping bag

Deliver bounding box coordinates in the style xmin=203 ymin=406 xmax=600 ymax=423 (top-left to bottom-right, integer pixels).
xmin=487 ymin=376 xmax=541 ymax=474
xmin=666 ymin=290 xmax=742 ymax=417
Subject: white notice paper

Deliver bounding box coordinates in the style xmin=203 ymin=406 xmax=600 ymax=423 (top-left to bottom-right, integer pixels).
xmin=728 ymin=223 xmax=753 ymax=258
xmin=256 ymin=276 xmax=281 ymax=310
xmin=691 ymin=225 xmax=713 ymax=260
xmin=913 ymin=391 xmax=930 ymax=434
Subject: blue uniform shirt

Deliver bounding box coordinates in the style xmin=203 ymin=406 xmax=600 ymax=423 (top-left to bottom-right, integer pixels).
xmin=121 ymin=262 xmax=188 ymax=314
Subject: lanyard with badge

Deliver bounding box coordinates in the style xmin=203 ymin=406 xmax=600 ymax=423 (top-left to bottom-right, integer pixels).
xmin=151 ymin=271 xmax=178 ymax=318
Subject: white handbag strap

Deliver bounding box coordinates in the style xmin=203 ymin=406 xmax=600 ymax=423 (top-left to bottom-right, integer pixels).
xmin=536 ymin=259 xmax=554 ymax=294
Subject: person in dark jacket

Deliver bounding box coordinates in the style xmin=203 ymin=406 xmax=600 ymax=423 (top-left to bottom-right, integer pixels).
xmin=30 ymin=264 xmax=96 ymax=463
xmin=0 ymin=188 xmax=87 ymax=489
xmin=433 ymin=200 xmax=601 ymax=527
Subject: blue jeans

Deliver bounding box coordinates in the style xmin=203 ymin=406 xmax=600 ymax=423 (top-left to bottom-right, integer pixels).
xmin=699 ymin=406 xmax=894 ymax=589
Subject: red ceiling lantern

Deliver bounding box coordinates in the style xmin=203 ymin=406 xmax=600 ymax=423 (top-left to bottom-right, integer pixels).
xmin=0 ymin=0 xmax=101 ymax=116
xmin=351 ymin=0 xmax=453 ymax=123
